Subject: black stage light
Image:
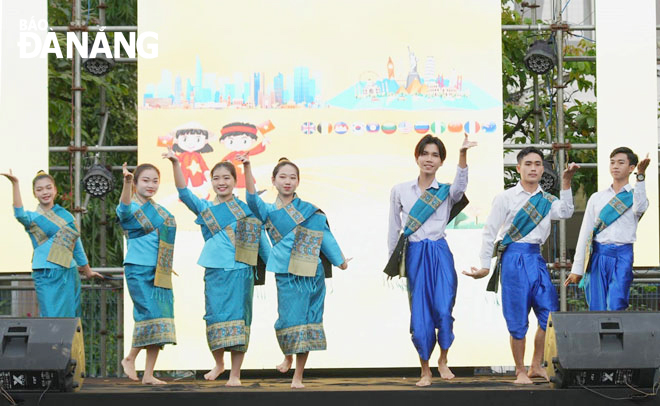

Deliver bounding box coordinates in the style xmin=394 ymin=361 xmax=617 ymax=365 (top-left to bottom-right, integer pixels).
xmin=524 ymin=39 xmax=557 ymax=75
xmin=82 ymin=43 xmax=115 ymax=76
xmin=82 ymin=164 xmax=114 ymax=198
xmin=539 ymin=157 xmax=559 ymax=194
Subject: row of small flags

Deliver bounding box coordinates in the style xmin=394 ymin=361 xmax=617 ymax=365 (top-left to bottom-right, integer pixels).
xmin=300 ymin=121 xmax=497 ymax=135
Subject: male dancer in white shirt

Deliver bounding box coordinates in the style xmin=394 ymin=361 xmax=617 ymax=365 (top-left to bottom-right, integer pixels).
xmin=464 ymin=146 xmax=578 ymax=384
xmin=565 ymin=147 xmax=650 ymax=310
xmin=388 ymin=134 xmax=475 ymax=386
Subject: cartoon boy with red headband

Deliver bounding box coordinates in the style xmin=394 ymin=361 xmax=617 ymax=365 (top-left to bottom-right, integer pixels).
xmin=220 ymin=121 xmax=271 ymax=188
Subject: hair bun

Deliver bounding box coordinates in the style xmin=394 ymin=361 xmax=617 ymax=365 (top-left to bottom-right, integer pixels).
xmin=278 ymin=157 xmax=290 ymax=163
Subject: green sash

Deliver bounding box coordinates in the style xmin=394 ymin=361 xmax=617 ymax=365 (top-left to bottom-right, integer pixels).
xmin=486 ymin=191 xmax=556 ymax=293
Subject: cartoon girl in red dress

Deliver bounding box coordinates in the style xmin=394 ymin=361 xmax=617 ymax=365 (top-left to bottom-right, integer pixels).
xmin=172 ymin=122 xmax=213 ymax=192
xmin=220 ymin=122 xmax=269 ymax=189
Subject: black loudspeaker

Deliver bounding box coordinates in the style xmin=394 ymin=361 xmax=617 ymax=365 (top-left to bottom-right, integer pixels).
xmin=0 ymin=318 xmax=85 ymax=392
xmin=544 ymin=311 xmax=660 ymax=389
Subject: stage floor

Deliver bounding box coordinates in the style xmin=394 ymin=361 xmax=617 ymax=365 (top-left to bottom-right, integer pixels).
xmin=4 ymin=375 xmax=659 ymax=406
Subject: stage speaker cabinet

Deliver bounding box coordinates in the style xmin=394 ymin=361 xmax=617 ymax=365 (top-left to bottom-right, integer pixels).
xmin=544 ymin=311 xmax=660 ymax=389
xmin=0 ymin=318 xmax=85 ymax=392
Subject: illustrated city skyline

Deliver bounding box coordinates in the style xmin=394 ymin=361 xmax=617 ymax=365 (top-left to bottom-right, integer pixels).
xmin=141 ymin=50 xmax=500 ymax=111
xmin=143 ymin=56 xmax=322 ymax=109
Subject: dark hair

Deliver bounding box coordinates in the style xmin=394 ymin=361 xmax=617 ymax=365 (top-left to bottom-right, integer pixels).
xmin=516 ymin=147 xmax=544 ymax=163
xmin=272 ymin=157 xmax=300 ymax=179
xmin=32 ymin=171 xmax=56 ymax=188
xmin=133 ymin=164 xmax=160 ymax=184
xmin=172 ymin=128 xmax=213 ymax=153
xmin=610 ymin=147 xmax=638 ymax=167
xmin=211 ymin=161 xmax=237 ymax=181
xmin=414 ymin=134 xmax=447 ymax=162
xmin=220 ymin=122 xmax=258 ymax=141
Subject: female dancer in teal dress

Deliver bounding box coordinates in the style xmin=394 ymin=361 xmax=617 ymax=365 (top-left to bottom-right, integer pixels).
xmin=118 ymin=163 xmax=177 ymax=385
xmin=163 ymin=148 xmax=270 ymax=386
xmin=239 ymin=155 xmax=349 ymax=389
xmin=2 ymin=170 xmax=102 ymax=317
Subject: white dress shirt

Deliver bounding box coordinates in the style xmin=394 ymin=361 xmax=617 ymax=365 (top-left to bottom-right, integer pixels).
xmin=388 ymin=166 xmax=468 ymax=256
xmin=478 ymin=183 xmax=574 ymax=270
xmin=570 ymin=182 xmax=648 ymax=275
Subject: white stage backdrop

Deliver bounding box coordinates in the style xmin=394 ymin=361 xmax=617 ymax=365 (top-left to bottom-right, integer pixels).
xmin=0 ymin=1 xmax=48 ymax=274
xmin=596 ymin=1 xmax=659 ymax=267
xmin=130 ymin=0 xmax=511 ymax=370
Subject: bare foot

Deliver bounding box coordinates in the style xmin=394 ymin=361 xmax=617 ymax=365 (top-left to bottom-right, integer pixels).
xmin=121 ymin=358 xmax=139 ymax=381
xmin=438 ymin=361 xmax=455 ymax=380
xmin=225 ymin=377 xmax=241 ymax=387
xmin=277 ymin=355 xmax=293 ymax=373
xmin=527 ymin=366 xmax=549 ymax=381
xmin=204 ymin=362 xmax=225 ymax=381
xmin=291 ymin=379 xmax=305 ymax=389
xmin=416 ymin=373 xmax=432 ymax=387
xmin=513 ymin=370 xmax=533 ymax=384
xmin=142 ymin=376 xmax=167 ymax=385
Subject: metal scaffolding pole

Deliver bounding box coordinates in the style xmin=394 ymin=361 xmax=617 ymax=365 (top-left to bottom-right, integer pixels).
xmin=555 ymin=0 xmax=568 ymax=311
xmin=73 ymin=0 xmax=82 ymax=226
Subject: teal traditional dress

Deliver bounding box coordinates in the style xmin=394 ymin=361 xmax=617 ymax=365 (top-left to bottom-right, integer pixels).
xmin=178 ymin=188 xmax=270 ymax=352
xmin=14 ymin=204 xmax=87 ymax=317
xmin=117 ymin=198 xmax=177 ymax=348
xmin=246 ymin=192 xmax=344 ymax=355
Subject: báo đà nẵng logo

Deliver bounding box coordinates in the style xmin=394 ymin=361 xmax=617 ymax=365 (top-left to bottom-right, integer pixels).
xmin=17 ymin=18 xmax=158 ymax=59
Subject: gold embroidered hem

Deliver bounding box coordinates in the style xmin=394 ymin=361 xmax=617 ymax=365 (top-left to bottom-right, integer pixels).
xmin=276 ymin=323 xmax=327 ymax=355
xmin=206 ymin=320 xmax=250 ymax=352
xmin=132 ymin=318 xmax=177 ymax=348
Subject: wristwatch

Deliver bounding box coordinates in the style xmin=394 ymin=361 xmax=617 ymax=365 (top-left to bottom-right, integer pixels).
xmin=636 ymin=173 xmax=645 ymax=182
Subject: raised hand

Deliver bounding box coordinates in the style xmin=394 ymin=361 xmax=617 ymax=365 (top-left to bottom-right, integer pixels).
xmin=161 ymin=147 xmax=179 ymax=164
xmin=460 ymin=133 xmax=478 ymax=152
xmin=122 ymin=162 xmax=133 ymax=183
xmin=1 ymin=169 xmax=18 ymax=184
xmin=562 ymin=162 xmax=580 ymax=180
xmin=637 ymin=153 xmax=650 ymax=175
xmin=236 ymin=154 xmax=250 ymax=166
xmin=462 ymin=267 xmax=489 ymax=279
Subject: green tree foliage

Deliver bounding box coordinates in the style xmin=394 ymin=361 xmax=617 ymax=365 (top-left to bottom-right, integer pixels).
xmin=48 ymin=0 xmax=137 ymax=376
xmin=502 ymin=0 xmax=597 ymax=196
xmin=49 ymin=0 xmax=137 ymax=268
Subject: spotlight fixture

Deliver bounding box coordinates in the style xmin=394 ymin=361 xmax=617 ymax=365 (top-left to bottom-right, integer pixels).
xmin=82 ymin=164 xmax=114 ymax=197
xmin=82 ymin=42 xmax=115 ymax=76
xmin=524 ymin=39 xmax=557 ymax=75
xmin=539 ymin=157 xmax=559 ymax=194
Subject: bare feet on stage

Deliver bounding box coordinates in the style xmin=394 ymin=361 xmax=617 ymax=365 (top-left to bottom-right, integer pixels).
xmin=416 ymin=373 xmax=432 ymax=387
xmin=277 ymin=355 xmax=293 ymax=373
xmin=142 ymin=376 xmax=167 ymax=385
xmin=513 ymin=368 xmax=534 ymax=385
xmin=527 ymin=366 xmax=549 ymax=381
xmin=291 ymin=378 xmax=305 ymax=389
xmin=204 ymin=361 xmax=225 ymax=381
xmin=438 ymin=360 xmax=455 ymax=380
xmin=416 ymin=361 xmax=433 ymax=387
xmin=225 ymin=377 xmax=242 ymax=387
xmin=121 ymin=358 xmax=139 ymax=381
